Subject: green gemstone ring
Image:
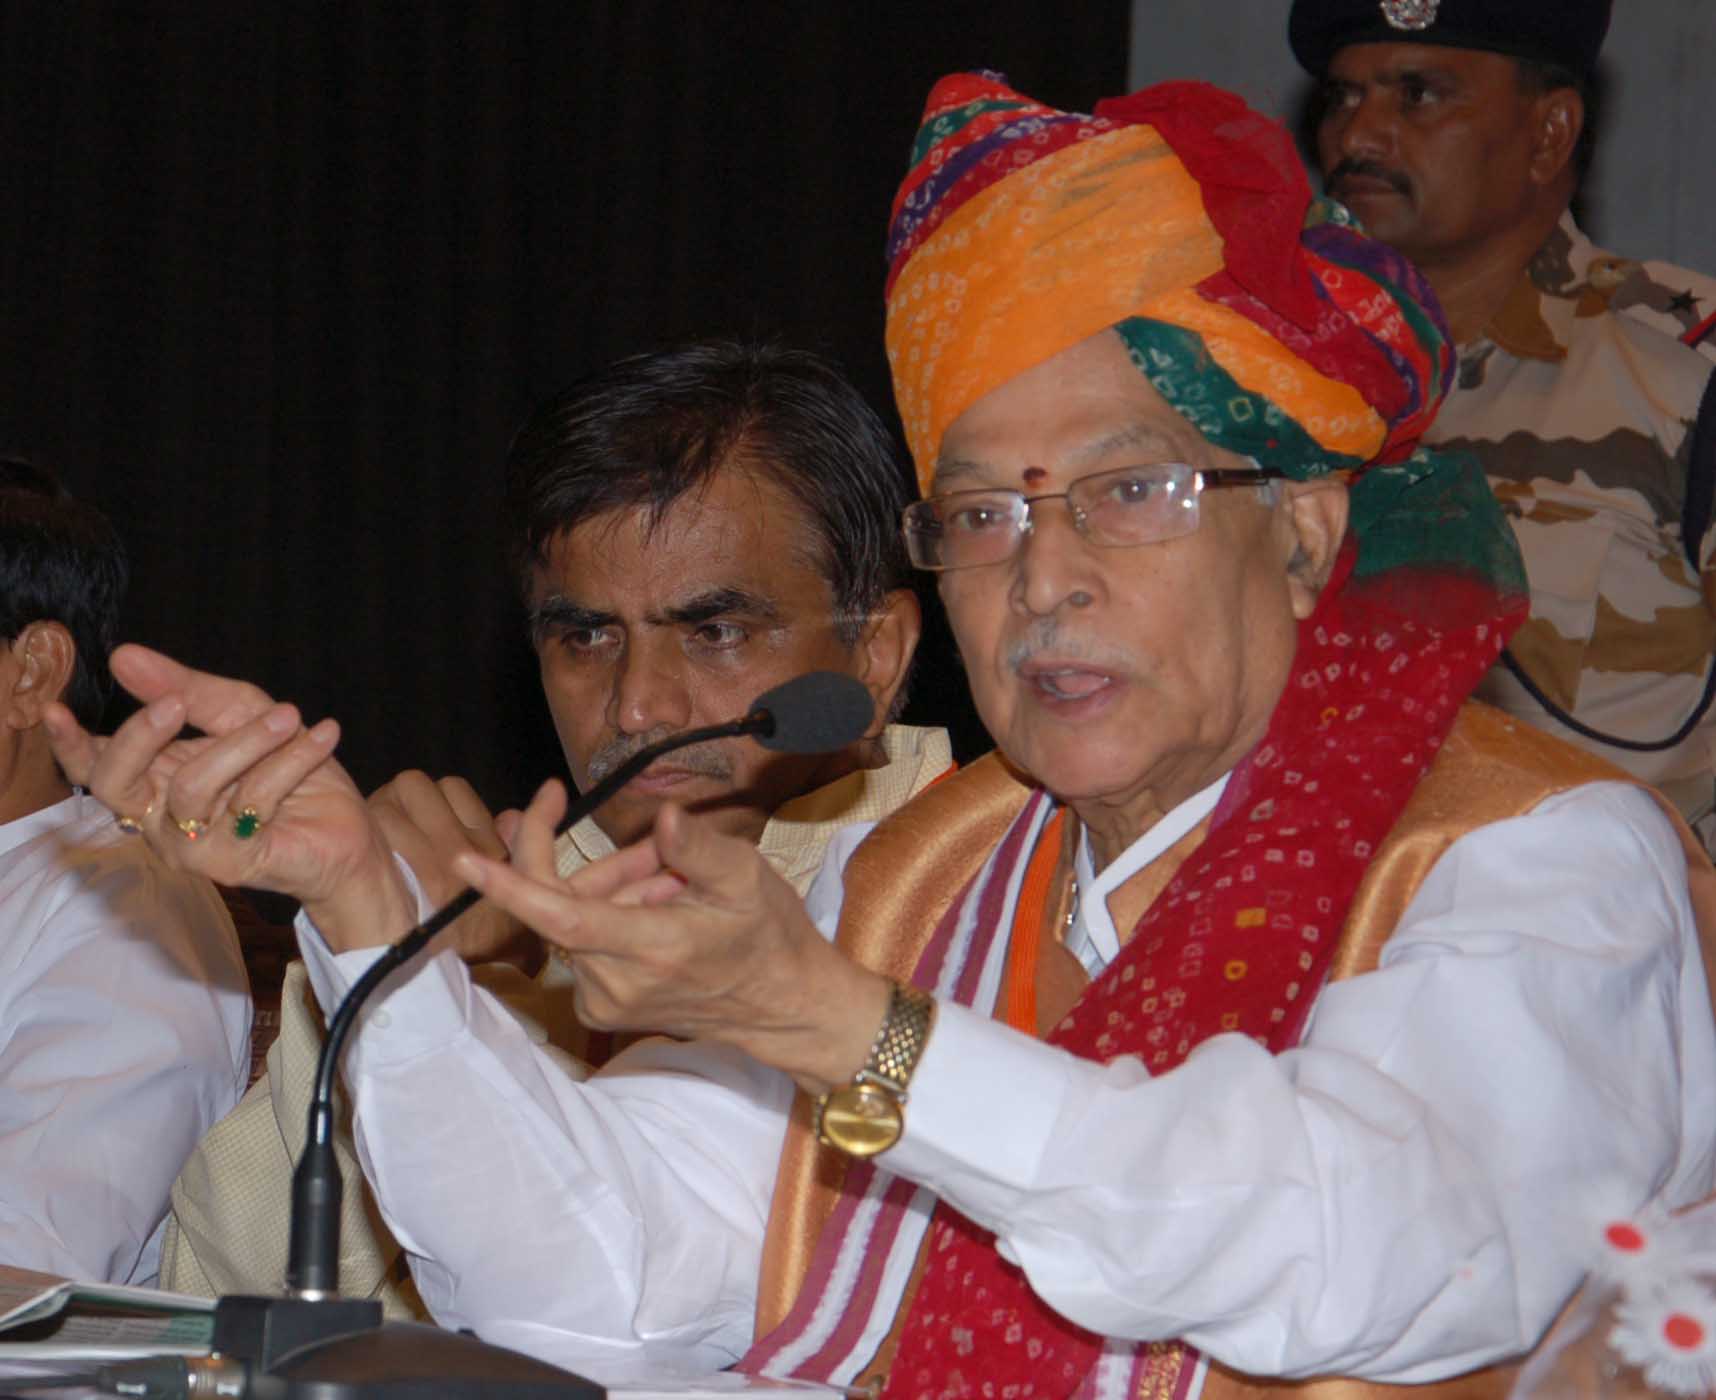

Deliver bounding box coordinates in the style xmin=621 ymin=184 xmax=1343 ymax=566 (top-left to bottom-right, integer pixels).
xmin=233 ymin=807 xmax=263 ymax=840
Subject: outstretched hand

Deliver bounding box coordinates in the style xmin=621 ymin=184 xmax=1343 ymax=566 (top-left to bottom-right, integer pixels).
xmin=45 ymin=644 xmax=416 ymax=950
xmin=369 ymin=770 xmax=541 ymax=970
xmin=453 ymin=785 xmax=890 ymax=1094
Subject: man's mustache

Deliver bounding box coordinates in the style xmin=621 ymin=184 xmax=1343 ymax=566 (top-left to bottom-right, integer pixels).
xmin=1006 ymin=618 xmax=1135 ymax=674
xmin=585 ymin=728 xmax=735 ymax=786
xmin=1327 ymin=158 xmax=1412 ymax=199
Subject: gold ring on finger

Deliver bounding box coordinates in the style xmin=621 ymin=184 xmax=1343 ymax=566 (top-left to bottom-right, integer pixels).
xmin=232 ymin=807 xmax=263 ymax=840
xmin=176 ymin=816 xmax=210 ymax=842
xmin=114 ymin=802 xmax=155 ymax=836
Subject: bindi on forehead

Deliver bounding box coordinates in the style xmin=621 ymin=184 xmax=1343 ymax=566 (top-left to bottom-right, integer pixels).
xmin=1021 ymin=466 xmax=1049 ymax=487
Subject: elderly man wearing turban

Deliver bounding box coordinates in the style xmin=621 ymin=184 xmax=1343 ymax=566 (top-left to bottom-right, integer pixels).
xmin=48 ymin=77 xmax=1716 ymax=1397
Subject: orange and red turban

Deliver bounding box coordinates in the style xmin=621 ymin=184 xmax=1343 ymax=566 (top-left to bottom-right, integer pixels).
xmin=882 ymin=71 xmax=1523 ymax=600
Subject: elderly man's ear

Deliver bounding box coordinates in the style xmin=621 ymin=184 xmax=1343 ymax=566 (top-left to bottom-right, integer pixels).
xmin=3 ymin=622 xmax=76 ymax=732
xmin=1279 ymin=476 xmax=1351 ymax=620
xmin=856 ymin=589 xmax=923 ymax=736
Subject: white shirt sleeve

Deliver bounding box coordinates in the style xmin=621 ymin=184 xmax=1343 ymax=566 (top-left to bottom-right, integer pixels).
xmin=301 ymin=784 xmax=1712 ymax=1383
xmin=0 ymin=815 xmax=251 ymax=1285
xmin=886 ymin=781 xmax=1716 ymax=1380
xmin=299 ymin=927 xmax=797 ymax=1380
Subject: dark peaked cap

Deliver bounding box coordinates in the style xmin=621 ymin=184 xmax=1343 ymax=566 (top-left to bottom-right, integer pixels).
xmin=1289 ymin=0 xmax=1612 ymax=78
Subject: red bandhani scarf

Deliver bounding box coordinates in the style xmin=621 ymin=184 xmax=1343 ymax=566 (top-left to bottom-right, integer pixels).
xmin=879 ymin=539 xmax=1524 ymax=1399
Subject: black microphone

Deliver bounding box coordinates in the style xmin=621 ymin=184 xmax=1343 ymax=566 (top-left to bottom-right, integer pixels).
xmin=745 ymin=670 xmax=877 ymax=754
xmin=552 ymin=668 xmax=876 ymax=832
xmin=206 ymin=672 xmax=873 ymax=1398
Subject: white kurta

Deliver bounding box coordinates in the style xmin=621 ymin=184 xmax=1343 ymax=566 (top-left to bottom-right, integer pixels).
xmin=298 ymin=780 xmax=1715 ymax=1385
xmin=0 ymin=794 xmax=251 ymax=1284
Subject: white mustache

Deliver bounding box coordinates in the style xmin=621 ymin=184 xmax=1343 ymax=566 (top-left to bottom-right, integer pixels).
xmin=1005 ymin=619 xmax=1134 ymax=674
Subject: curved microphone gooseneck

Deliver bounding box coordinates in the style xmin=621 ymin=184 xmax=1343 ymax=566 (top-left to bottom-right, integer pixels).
xmin=288 ymin=669 xmax=876 ymax=1298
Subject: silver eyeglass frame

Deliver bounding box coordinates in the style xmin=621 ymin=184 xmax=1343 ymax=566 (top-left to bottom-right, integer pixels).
xmin=901 ymin=462 xmax=1290 ymax=572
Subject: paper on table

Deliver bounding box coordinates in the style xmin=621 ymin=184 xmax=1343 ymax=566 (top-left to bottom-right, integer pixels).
xmin=0 ymin=1269 xmax=213 ymax=1361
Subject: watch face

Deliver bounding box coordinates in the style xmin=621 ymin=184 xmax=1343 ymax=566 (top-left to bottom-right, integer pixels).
xmin=819 ymin=1081 xmax=904 ymax=1157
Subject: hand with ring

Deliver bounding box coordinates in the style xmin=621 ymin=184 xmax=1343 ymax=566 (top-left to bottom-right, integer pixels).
xmin=114 ymin=806 xmax=151 ymax=836
xmin=44 ymin=644 xmax=417 ymax=951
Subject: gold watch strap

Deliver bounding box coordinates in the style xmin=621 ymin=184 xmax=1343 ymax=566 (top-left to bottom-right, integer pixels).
xmin=861 ymin=979 xmax=936 ymax=1094
xmin=813 ymin=981 xmax=937 ymax=1154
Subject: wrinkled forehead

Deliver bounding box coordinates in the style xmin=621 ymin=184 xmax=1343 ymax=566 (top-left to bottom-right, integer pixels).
xmin=932 ymin=424 xmax=1214 ymax=496
xmin=929 ymin=332 xmax=1224 ymax=492
xmin=1325 ymin=39 xmax=1524 ymax=86
xmin=531 ymin=467 xmax=828 ymax=600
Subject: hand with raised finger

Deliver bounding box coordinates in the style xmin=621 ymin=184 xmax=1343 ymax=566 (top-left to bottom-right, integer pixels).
xmin=455 ymin=796 xmax=888 ymax=1095
xmin=44 ymin=679 xmax=416 ymax=954
xmin=369 ymin=771 xmax=542 ymax=971
xmin=113 ymin=644 xmax=283 ymax=737
xmin=46 ymin=642 xmax=295 ymax=835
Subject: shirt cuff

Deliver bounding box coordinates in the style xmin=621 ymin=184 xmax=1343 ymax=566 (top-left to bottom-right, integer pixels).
xmin=886 ymin=1000 xmax=1105 ymax=1222
xmin=293 ymin=858 xmax=480 ymax=1070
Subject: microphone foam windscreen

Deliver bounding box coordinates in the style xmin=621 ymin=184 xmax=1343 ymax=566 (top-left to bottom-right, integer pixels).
xmin=752 ymin=672 xmax=874 ymax=753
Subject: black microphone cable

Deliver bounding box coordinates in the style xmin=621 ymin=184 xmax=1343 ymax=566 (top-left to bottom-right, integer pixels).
xmin=1499 ymin=646 xmax=1716 ymax=753
xmin=0 ymin=1354 xmax=246 ymax=1400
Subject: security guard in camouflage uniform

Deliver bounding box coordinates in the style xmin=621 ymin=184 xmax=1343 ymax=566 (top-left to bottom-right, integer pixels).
xmin=1290 ymin=0 xmax=1716 ymax=835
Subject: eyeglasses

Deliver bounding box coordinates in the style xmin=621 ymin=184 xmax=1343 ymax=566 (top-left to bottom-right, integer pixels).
xmin=902 ymin=462 xmax=1290 ymax=572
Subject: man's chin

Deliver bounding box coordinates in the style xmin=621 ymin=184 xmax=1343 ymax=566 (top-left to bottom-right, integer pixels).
xmin=1002 ymin=733 xmax=1138 ymax=804
xmin=1331 ymin=188 xmax=1414 ymax=243
xmin=590 ymin=799 xmax=662 ymax=849
xmin=590 ymin=786 xmax=765 ymax=849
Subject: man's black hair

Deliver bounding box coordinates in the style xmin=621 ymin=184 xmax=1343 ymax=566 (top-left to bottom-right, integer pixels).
xmin=0 ymin=458 xmax=127 ymax=728
xmin=505 ymin=341 xmax=915 ymax=648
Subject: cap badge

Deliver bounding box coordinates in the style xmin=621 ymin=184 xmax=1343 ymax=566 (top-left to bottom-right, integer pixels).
xmin=1380 ymin=0 xmax=1439 ymax=29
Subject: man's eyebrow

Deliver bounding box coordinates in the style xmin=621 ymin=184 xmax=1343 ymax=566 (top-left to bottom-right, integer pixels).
xmin=1071 ymin=423 xmax=1185 ymax=465
xmin=930 ymin=455 xmax=985 ymax=490
xmin=656 ymin=587 xmax=783 ymax=627
xmin=1372 ymin=63 xmax=1455 ymax=87
xmin=1323 ymin=61 xmax=1457 ymax=96
xmin=526 ymin=596 xmax=613 ymax=641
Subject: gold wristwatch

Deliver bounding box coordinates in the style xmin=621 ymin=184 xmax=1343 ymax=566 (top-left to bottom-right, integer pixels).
xmin=814 ymin=980 xmax=936 ymax=1157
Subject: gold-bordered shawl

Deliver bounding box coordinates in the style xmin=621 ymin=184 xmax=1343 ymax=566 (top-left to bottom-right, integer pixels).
xmin=755 ymin=701 xmax=1716 ymax=1397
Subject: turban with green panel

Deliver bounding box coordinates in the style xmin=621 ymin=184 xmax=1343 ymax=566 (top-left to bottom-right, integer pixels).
xmin=882 ymin=72 xmax=1525 ymax=609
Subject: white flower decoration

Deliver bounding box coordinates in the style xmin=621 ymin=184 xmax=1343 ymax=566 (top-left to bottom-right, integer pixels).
xmin=1609 ymin=1283 xmax=1716 ymax=1397
xmin=1594 ymin=1209 xmax=1716 ymax=1295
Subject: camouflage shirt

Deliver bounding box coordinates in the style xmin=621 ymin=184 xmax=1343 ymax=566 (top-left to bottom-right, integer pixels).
xmin=1424 ymin=212 xmax=1716 ymax=819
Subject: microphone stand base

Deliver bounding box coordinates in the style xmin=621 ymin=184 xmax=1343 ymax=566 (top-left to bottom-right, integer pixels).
xmin=213 ymin=1297 xmax=604 ymax=1399
xmin=214 ymin=1295 xmax=385 ymax=1375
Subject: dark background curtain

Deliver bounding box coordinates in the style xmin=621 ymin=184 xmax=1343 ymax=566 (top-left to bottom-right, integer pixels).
xmin=0 ymin=1 xmax=1129 ymax=808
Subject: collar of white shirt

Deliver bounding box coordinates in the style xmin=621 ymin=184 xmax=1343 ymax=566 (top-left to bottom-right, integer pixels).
xmin=0 ymin=792 xmax=93 ymax=861
xmin=1065 ymin=773 xmax=1230 ymax=978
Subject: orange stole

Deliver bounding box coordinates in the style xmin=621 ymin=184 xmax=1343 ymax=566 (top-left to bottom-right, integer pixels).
xmin=752 ymin=703 xmax=1716 ymax=1391
xmin=753 ymin=751 xmax=1038 ymax=1338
